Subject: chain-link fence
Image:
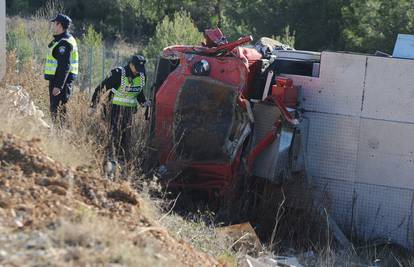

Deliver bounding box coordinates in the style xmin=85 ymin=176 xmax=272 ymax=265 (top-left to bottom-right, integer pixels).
xmin=8 ymin=36 xmax=156 ymax=97
xmin=67 ymin=45 xmax=156 ymax=99
xmin=76 ymin=45 xmax=156 ymax=96
xmin=7 ymin=18 xmax=158 ymax=98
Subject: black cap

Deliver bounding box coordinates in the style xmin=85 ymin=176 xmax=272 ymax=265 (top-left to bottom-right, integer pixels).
xmin=51 ymin=13 xmax=72 ymax=29
xmin=131 ymin=55 xmax=146 ymax=69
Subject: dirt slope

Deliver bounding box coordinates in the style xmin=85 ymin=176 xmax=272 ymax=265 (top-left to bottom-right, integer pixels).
xmin=0 ymin=133 xmax=221 ymax=266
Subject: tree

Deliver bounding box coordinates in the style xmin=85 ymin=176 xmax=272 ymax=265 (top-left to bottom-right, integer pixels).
xmin=144 ymin=10 xmax=203 ymax=59
xmin=11 ymin=0 xmax=414 ymax=54
xmin=219 ymin=0 xmax=346 ymax=50
xmin=6 ymin=0 xmax=47 ymax=15
xmin=273 ymin=26 xmax=296 ymax=48
xmin=6 ymin=19 xmax=33 ymax=63
xmin=284 ymin=0 xmax=347 ymax=51
xmin=342 ymin=0 xmax=414 ymax=53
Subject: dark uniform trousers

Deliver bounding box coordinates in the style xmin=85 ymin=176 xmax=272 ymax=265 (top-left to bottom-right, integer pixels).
xmin=108 ymin=104 xmax=134 ymax=163
xmin=48 ymin=80 xmax=73 ymax=124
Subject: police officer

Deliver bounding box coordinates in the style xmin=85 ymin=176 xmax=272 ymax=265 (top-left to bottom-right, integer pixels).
xmin=44 ymin=13 xmax=78 ymax=124
xmin=91 ymin=55 xmax=150 ymax=172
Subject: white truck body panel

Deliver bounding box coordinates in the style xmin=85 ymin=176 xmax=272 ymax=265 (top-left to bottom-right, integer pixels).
xmin=286 ymin=51 xmax=414 ymax=247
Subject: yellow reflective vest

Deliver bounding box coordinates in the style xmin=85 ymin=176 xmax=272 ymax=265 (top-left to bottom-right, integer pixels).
xmin=44 ymin=35 xmax=79 ymax=76
xmin=111 ymin=67 xmax=145 ymax=108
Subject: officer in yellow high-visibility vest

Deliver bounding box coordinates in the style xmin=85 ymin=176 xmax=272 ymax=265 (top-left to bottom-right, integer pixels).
xmin=91 ymin=55 xmax=150 ymax=174
xmin=44 ymin=13 xmax=78 ymax=124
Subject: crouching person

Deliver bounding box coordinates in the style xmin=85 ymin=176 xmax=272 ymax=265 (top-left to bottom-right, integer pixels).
xmin=91 ymin=55 xmax=150 ymax=178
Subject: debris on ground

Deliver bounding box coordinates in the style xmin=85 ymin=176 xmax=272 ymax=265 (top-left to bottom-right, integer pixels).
xmin=217 ymin=222 xmax=262 ymax=255
xmin=240 ymin=254 xmax=303 ymax=267
xmin=4 ymin=85 xmax=50 ymax=128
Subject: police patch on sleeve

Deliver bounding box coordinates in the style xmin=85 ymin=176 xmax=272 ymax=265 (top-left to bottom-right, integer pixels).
xmin=58 ymin=46 xmax=66 ymax=54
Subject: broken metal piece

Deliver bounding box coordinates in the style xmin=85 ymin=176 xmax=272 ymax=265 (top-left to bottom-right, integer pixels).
xmin=217 ymin=222 xmax=262 ymax=254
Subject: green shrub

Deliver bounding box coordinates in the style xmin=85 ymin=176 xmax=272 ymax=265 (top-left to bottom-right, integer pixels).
xmin=82 ymin=25 xmax=103 ymax=48
xmin=78 ymin=25 xmax=104 ymax=89
xmin=273 ymin=25 xmax=296 ymax=48
xmin=144 ymin=10 xmax=203 ymax=59
xmin=6 ymin=20 xmax=33 ymax=63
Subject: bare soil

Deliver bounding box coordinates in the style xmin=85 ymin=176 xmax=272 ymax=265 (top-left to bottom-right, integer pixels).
xmin=0 ymin=133 xmax=221 ymax=266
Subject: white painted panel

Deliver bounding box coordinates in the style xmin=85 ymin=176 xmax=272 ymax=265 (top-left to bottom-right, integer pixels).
xmin=310 ymin=177 xmax=355 ymax=232
xmin=287 ymin=52 xmax=414 ymax=248
xmin=354 ymin=183 xmax=414 ymax=246
xmin=287 ymin=52 xmax=366 ymax=116
xmin=305 ymin=112 xmax=360 ymax=182
xmin=362 ymin=56 xmax=414 ymax=123
xmin=357 ymin=119 xmax=414 ymax=189
xmin=308 ymin=177 xmax=414 ymax=247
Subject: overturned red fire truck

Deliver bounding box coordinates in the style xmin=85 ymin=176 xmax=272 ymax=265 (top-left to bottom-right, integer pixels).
xmin=147 ymin=29 xmax=312 ymax=196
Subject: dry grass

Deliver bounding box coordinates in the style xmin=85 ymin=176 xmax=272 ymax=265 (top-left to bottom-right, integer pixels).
xmin=54 ymin=210 xmax=160 ymax=266
xmin=1 ymin=52 xmax=49 ymax=114
xmin=162 ymin=212 xmax=227 ymax=254
xmin=245 ymin=176 xmax=414 ymax=266
xmin=136 ymin=181 xmax=238 ymax=264
xmin=0 ymin=53 xmax=97 ymax=168
xmin=0 ymin=49 xmax=147 ymax=187
xmin=0 ymin=52 xmax=142 ymax=171
xmin=161 ymin=211 xmax=238 ymax=266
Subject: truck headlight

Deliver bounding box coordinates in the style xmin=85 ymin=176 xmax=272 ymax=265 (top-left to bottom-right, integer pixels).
xmin=192 ymin=59 xmax=210 ymax=76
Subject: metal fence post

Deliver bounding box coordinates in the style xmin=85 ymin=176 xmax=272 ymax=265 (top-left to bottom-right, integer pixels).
xmin=102 ymin=46 xmax=105 ymax=81
xmin=88 ymin=46 xmax=93 ymax=95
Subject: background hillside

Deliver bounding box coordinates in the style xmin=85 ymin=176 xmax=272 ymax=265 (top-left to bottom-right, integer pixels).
xmin=7 ymin=0 xmax=414 ymax=54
